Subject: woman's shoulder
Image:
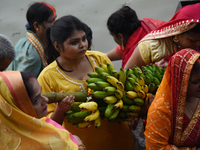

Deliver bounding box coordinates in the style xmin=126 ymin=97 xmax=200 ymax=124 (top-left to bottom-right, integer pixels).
xmin=39 ymin=61 xmax=58 ymax=76
xmin=86 ymin=50 xmax=107 ymax=57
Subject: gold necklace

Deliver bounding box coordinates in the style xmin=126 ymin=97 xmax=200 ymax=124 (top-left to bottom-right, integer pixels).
xmin=185 ymin=103 xmax=194 ymax=115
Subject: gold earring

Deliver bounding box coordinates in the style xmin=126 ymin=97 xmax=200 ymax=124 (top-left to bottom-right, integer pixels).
xmin=173 ymin=35 xmax=179 ymax=43
xmin=36 ymin=28 xmax=39 ymax=31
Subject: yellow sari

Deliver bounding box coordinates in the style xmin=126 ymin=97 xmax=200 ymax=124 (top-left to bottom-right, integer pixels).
xmin=0 ymin=71 xmax=78 ymax=150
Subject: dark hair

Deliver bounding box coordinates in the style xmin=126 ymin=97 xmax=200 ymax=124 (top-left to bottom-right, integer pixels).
xmin=26 ymin=2 xmax=56 ymax=32
xmin=183 ymin=23 xmax=200 ymax=35
xmin=83 ymin=23 xmax=93 ymax=50
xmin=21 ymin=72 xmax=36 ymax=101
xmin=191 ymin=58 xmax=200 ymax=74
xmin=107 ymin=5 xmax=141 ymax=37
xmin=44 ymin=15 xmax=85 ymax=64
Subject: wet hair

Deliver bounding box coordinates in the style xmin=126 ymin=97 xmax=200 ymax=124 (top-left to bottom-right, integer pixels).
xmin=0 ymin=34 xmax=15 ymax=60
xmin=44 ymin=15 xmax=85 ymax=64
xmin=83 ymin=23 xmax=93 ymax=50
xmin=21 ymin=72 xmax=36 ymax=101
xmin=191 ymin=58 xmax=200 ymax=74
xmin=107 ymin=5 xmax=141 ymax=38
xmin=183 ymin=23 xmax=200 ymax=35
xmin=26 ymin=2 xmax=56 ymax=32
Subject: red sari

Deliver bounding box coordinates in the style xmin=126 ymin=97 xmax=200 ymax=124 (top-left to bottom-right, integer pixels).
xmin=115 ymin=18 xmax=166 ymax=68
xmin=144 ymin=49 xmax=200 ymax=149
xmin=139 ymin=3 xmax=200 ymax=63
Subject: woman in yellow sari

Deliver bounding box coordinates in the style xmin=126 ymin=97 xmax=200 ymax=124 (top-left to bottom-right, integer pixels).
xmin=144 ymin=49 xmax=200 ymax=149
xmin=0 ymin=71 xmax=85 ymax=149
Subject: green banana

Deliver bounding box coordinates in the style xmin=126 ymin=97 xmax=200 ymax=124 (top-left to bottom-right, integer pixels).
xmin=125 ymin=80 xmax=135 ymax=91
xmin=95 ymin=67 xmax=108 ymax=74
xmin=160 ymin=66 xmax=166 ymax=75
xmin=118 ymin=68 xmax=126 ymax=84
xmin=87 ymin=72 xmax=99 ymax=78
xmin=153 ymin=69 xmax=162 ymax=82
xmin=133 ymin=98 xmax=145 ymax=106
xmin=127 ymin=77 xmax=136 ymax=85
xmin=114 ymin=89 xmax=123 ymax=100
xmin=148 ymin=82 xmax=157 ymax=94
xmin=118 ymin=110 xmax=127 ymax=119
xmin=121 ymin=104 xmax=130 ymax=112
xmin=72 ymin=111 xmax=90 ymax=118
xmin=111 ymin=70 xmax=119 ymax=79
xmin=95 ymin=81 xmax=111 ymax=88
xmin=152 ymin=77 xmax=161 ymax=86
xmin=87 ymin=83 xmax=103 ymax=91
xmin=100 ymin=64 xmax=109 ymax=73
xmin=128 ymin=105 xmax=142 ymax=112
xmin=104 ymin=96 xmax=118 ymax=104
xmin=126 ymin=68 xmax=134 ymax=78
xmin=99 ymin=72 xmax=110 ymax=80
xmin=103 ymin=86 xmax=116 ymax=95
xmin=65 ymin=110 xmax=73 ymax=117
xmin=143 ymin=75 xmax=152 ymax=85
xmin=68 ymin=117 xmax=85 ymax=125
xmin=109 ymin=109 xmax=120 ymax=121
xmin=105 ymin=103 xmax=115 ymax=118
xmin=136 ymin=72 xmax=145 ymax=79
xmin=132 ymin=65 xmax=143 ymax=73
xmin=122 ymin=95 xmax=135 ymax=105
xmin=86 ymin=77 xmax=106 ymax=84
xmin=70 ymin=104 xmax=81 ymax=113
xmin=129 ymin=73 xmax=137 ymax=81
xmin=126 ymin=112 xmax=139 ymax=118
xmin=92 ymin=91 xmax=109 ymax=99
xmin=107 ymin=63 xmax=116 ymax=75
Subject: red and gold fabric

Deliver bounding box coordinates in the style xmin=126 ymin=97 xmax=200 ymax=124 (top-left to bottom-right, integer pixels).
xmin=144 ymin=49 xmax=200 ymax=149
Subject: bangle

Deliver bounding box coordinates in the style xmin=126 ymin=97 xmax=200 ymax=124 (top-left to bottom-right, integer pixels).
xmin=78 ymin=144 xmax=86 ymax=150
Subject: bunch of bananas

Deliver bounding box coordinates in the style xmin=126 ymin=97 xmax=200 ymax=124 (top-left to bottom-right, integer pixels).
xmin=66 ymin=63 xmax=166 ymax=128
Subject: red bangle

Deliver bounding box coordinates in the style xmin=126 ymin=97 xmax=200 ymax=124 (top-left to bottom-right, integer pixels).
xmin=78 ymin=144 xmax=86 ymax=150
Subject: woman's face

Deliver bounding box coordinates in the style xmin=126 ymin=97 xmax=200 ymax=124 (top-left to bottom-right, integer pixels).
xmin=30 ymin=78 xmax=49 ymax=118
xmin=178 ymin=33 xmax=200 ymax=50
xmin=60 ymin=30 xmax=88 ymax=60
xmin=187 ymin=70 xmax=200 ymax=98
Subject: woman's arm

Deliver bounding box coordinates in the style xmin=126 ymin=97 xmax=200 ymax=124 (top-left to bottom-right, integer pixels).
xmin=124 ymin=45 xmax=147 ymax=69
xmin=50 ymin=95 xmax=74 ymax=125
xmin=107 ymin=48 xmax=122 ymax=61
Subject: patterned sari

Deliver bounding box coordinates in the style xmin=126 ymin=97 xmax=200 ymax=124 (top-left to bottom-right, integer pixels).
xmin=144 ymin=49 xmax=200 ymax=149
xmin=0 ymin=71 xmax=78 ymax=150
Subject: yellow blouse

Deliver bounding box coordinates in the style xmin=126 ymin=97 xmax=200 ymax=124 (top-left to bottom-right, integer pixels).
xmin=37 ymin=51 xmax=136 ymax=150
xmin=138 ymin=37 xmax=177 ymax=64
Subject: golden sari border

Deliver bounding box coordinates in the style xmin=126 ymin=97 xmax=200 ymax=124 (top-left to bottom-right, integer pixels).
xmin=27 ymin=32 xmax=48 ymax=67
xmin=173 ymin=53 xmax=200 ymax=145
xmin=141 ymin=19 xmax=199 ymax=41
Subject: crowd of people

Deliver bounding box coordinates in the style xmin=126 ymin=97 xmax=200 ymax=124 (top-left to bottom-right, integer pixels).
xmin=0 ymin=1 xmax=200 ymax=150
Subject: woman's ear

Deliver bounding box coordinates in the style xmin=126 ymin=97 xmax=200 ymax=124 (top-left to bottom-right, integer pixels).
xmin=118 ymin=33 xmax=123 ymax=41
xmin=54 ymin=42 xmax=61 ymax=52
xmin=33 ymin=22 xmax=40 ymax=32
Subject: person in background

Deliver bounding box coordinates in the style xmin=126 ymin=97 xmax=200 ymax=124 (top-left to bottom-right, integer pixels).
xmin=106 ymin=5 xmax=166 ymax=68
xmin=7 ymin=2 xmax=56 ymax=77
xmin=0 ymin=34 xmax=15 ymax=71
xmin=124 ymin=3 xmax=200 ymax=69
xmin=145 ymin=49 xmax=200 ymax=149
xmin=44 ymin=22 xmax=93 ymax=64
xmin=38 ymin=15 xmax=136 ymax=150
xmin=0 ymin=71 xmax=86 ymax=150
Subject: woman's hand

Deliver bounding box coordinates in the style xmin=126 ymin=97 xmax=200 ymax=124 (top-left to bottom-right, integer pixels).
xmin=51 ymin=95 xmax=75 ymax=125
xmin=57 ymin=95 xmax=75 ymax=113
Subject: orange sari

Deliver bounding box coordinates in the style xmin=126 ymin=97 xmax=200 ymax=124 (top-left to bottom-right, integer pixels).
xmin=144 ymin=49 xmax=200 ymax=149
xmin=0 ymin=71 xmax=78 ymax=149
